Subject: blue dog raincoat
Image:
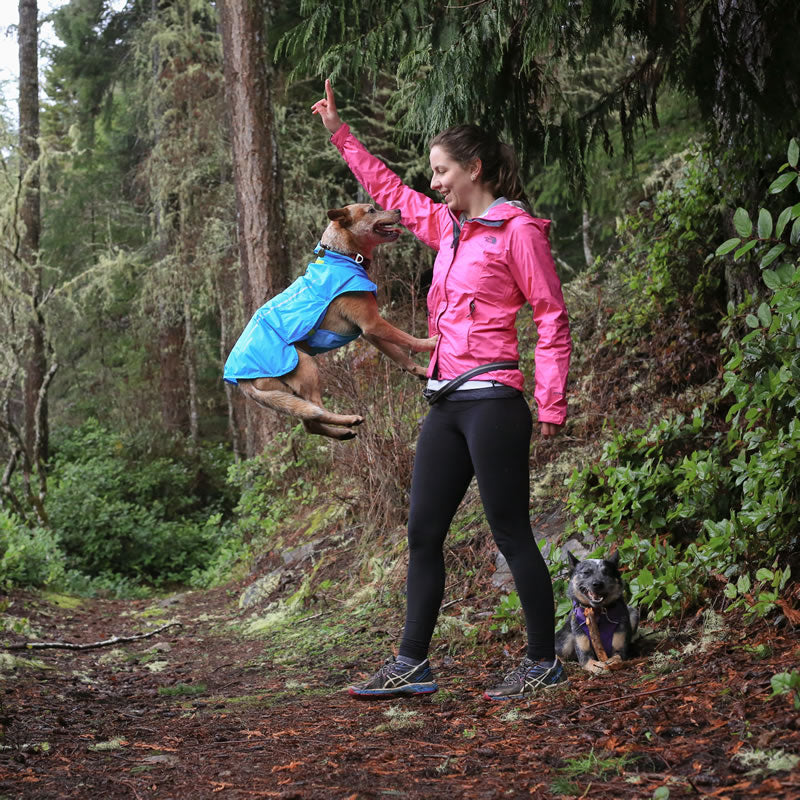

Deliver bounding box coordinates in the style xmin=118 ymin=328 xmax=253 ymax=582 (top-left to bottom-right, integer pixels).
xmin=223 ymin=246 xmax=377 ymax=385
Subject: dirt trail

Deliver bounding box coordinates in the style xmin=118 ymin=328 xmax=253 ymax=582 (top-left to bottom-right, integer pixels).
xmin=1 ymin=586 xmax=799 ymax=799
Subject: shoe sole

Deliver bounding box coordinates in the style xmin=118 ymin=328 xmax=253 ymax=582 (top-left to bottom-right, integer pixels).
xmin=483 ymin=678 xmax=568 ymax=701
xmin=348 ymin=683 xmax=438 ymax=698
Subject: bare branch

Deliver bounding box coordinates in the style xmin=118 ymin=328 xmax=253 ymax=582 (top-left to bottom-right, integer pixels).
xmin=4 ymin=622 xmax=183 ymax=651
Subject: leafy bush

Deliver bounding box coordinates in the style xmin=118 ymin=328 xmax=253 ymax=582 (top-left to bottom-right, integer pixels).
xmin=45 ymin=419 xmax=236 ymax=587
xmin=605 ymin=147 xmax=722 ymax=343
xmin=226 ymin=423 xmax=331 ymax=543
xmin=565 ymin=138 xmax=800 ymax=621
xmin=0 ymin=510 xmax=66 ymax=591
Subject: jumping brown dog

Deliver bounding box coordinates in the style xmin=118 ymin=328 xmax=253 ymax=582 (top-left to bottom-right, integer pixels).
xmin=223 ymin=204 xmax=435 ymax=440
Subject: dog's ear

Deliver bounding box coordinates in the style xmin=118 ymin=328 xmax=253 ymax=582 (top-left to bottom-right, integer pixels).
xmin=606 ymin=549 xmax=620 ymax=567
xmin=327 ymin=207 xmax=352 ymax=226
xmin=567 ymin=551 xmax=580 ymax=569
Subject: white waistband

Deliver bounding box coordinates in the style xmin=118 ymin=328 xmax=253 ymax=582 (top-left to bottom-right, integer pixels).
xmin=426 ymin=378 xmax=498 ymax=391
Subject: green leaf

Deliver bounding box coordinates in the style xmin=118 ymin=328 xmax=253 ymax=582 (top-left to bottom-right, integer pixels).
xmin=715 ymin=237 xmax=741 ymax=256
xmin=737 ymin=574 xmax=751 ymax=594
xmin=653 ymin=787 xmax=670 ymax=800
xmin=776 ymin=262 xmax=797 ymax=283
xmin=745 ymin=314 xmax=759 ymax=328
xmin=792 ymin=202 xmax=800 ymax=219
xmin=734 ymin=239 xmax=758 ymax=260
xmin=780 ymin=565 xmax=792 ymax=589
xmin=792 ymin=217 xmax=800 ymax=246
xmin=757 ymin=303 xmax=772 ymax=327
xmin=760 ymin=243 xmax=786 ymax=269
xmin=733 ymin=207 xmax=752 ymax=238
xmin=776 ymin=207 xmax=793 ymax=238
xmin=769 ymin=173 xmax=796 ymax=194
xmin=637 ymin=567 xmax=654 ymax=588
xmin=755 ymin=568 xmax=774 ymax=582
xmin=724 ymin=582 xmax=738 ymax=599
xmin=789 ymin=138 xmax=800 ymax=167
xmin=757 ymin=208 xmax=773 ymax=239
xmin=762 ymin=269 xmax=781 ymax=290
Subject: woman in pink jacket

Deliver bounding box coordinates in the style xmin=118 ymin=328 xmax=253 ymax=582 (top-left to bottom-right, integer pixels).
xmin=313 ymin=81 xmax=572 ymax=701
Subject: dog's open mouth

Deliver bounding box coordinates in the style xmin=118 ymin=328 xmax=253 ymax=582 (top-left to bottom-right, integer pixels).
xmin=585 ymin=589 xmax=605 ymax=606
xmin=374 ymin=222 xmax=401 ymax=240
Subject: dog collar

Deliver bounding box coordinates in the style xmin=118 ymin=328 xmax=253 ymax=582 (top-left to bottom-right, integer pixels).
xmin=315 ymin=243 xmax=370 ymax=270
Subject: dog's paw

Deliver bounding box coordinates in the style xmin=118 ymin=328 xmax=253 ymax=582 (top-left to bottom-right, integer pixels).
xmin=337 ymin=414 xmax=364 ymax=427
xmin=416 ymin=335 xmax=438 ymax=352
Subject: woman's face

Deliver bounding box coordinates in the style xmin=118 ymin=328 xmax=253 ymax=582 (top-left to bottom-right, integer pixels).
xmin=429 ymin=145 xmax=479 ymax=214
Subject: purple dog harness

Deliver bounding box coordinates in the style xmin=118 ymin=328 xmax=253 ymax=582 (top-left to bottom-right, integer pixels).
xmin=574 ymin=597 xmax=628 ymax=656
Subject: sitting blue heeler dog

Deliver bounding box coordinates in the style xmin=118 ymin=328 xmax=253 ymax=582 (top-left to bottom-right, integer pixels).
xmin=555 ymin=551 xmax=639 ymax=674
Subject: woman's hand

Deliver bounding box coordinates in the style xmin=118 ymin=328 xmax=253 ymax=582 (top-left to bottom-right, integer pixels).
xmin=540 ymin=422 xmax=561 ymax=437
xmin=311 ymin=79 xmax=343 ymax=135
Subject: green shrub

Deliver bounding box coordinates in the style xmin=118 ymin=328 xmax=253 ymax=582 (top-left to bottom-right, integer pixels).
xmin=565 ymin=138 xmax=800 ymax=621
xmin=44 ymin=419 xmax=236 ymax=587
xmin=226 ymin=423 xmax=331 ymax=543
xmin=0 ymin=510 xmax=66 ymax=591
xmin=605 ymin=147 xmax=721 ymax=343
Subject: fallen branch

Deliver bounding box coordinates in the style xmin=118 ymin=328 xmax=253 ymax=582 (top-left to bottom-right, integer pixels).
xmin=569 ymin=679 xmax=704 ymax=714
xmin=3 ymin=621 xmax=182 ymax=651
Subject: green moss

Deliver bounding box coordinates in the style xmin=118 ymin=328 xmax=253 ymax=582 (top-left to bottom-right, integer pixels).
xmin=158 ymin=682 xmax=206 ymax=696
xmin=41 ymin=591 xmax=83 ymax=610
xmin=0 ymin=653 xmax=51 ymax=673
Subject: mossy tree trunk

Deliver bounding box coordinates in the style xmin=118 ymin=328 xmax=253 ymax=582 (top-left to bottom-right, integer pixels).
xmin=220 ymin=0 xmax=288 ymax=456
xmin=18 ymin=0 xmax=55 ymax=498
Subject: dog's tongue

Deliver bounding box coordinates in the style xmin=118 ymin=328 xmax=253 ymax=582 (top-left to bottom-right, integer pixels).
xmin=588 ymin=590 xmax=604 ymax=604
xmin=376 ymin=224 xmax=401 ymax=239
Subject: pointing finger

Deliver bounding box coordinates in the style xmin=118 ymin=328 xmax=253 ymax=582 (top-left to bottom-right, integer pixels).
xmin=325 ymin=78 xmax=336 ymax=110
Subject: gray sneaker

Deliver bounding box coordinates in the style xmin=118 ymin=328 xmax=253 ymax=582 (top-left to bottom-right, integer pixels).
xmin=348 ymin=656 xmax=438 ymax=698
xmin=483 ymin=656 xmax=567 ymax=700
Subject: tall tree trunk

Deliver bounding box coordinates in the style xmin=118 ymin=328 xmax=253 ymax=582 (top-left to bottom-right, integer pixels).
xmin=18 ymin=0 xmax=50 ymax=470
xmin=182 ymin=282 xmax=199 ymax=442
xmin=216 ymin=256 xmax=246 ymax=461
xmin=712 ymin=0 xmax=772 ymax=305
xmin=156 ymin=301 xmax=191 ymax=434
xmin=149 ymin=0 xmax=190 ymax=435
xmin=582 ymin=202 xmax=595 ymax=269
xmin=219 ymin=0 xmax=289 ymax=456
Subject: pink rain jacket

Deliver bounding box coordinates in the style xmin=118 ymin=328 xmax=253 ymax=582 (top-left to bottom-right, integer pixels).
xmin=331 ymin=124 xmax=572 ymax=425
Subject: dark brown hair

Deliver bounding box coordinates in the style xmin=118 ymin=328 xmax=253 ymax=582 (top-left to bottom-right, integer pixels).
xmin=429 ymin=125 xmax=529 ymax=207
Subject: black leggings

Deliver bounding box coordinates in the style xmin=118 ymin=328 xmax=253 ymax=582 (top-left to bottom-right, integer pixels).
xmin=399 ymin=394 xmax=555 ymax=662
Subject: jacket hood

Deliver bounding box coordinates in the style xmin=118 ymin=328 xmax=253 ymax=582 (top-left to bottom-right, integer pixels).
xmin=451 ymin=199 xmax=551 ymax=231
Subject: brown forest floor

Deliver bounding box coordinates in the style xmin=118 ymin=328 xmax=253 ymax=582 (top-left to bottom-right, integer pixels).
xmin=1 ymin=583 xmax=799 ymax=800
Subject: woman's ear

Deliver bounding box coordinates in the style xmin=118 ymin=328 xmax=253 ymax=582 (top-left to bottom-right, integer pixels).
xmin=469 ymin=158 xmax=482 ymax=182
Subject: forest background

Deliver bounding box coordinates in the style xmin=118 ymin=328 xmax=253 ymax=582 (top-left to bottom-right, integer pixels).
xmin=0 ymin=0 xmax=799 ymax=687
